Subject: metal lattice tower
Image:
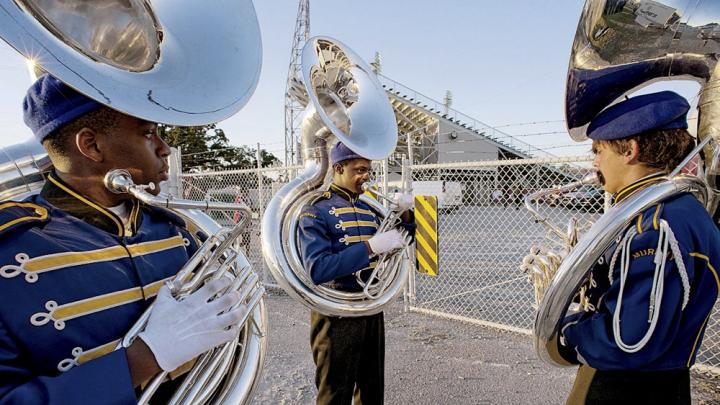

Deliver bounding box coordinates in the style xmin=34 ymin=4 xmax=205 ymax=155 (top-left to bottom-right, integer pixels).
xmin=284 ymin=0 xmax=310 ymax=165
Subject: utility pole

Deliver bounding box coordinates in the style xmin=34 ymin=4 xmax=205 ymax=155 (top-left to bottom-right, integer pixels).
xmin=370 ymin=51 xmax=382 ymax=74
xmin=443 ymin=90 xmax=453 ymax=115
xmin=284 ymin=0 xmax=310 ymax=166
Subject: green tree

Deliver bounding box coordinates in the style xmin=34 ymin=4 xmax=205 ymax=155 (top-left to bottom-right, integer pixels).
xmin=160 ymin=124 xmax=280 ymax=172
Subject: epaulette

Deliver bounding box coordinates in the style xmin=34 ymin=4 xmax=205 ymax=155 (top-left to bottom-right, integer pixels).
xmin=634 ymin=203 xmax=664 ymax=234
xmin=0 ymin=201 xmax=49 ymax=237
xmin=309 ymin=191 xmax=332 ymax=206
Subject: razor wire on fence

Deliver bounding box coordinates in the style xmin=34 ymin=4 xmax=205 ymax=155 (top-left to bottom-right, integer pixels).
xmin=178 ymin=156 xmax=720 ymax=374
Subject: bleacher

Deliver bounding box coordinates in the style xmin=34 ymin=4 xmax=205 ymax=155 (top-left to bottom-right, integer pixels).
xmin=378 ymin=74 xmax=560 ymax=161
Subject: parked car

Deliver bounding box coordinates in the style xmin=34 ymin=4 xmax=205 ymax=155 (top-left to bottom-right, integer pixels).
xmin=386 ymin=180 xmax=464 ymax=213
xmin=560 ymin=186 xmax=604 ymax=212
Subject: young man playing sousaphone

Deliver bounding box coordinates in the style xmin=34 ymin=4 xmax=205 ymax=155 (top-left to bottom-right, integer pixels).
xmin=546 ymin=91 xmax=720 ymax=404
xmin=297 ymin=142 xmax=415 ymax=405
xmin=0 ymin=76 xmax=247 ymax=403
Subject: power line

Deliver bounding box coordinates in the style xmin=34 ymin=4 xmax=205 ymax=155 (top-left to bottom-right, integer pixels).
xmin=418 ymin=130 xmax=575 ymax=147
xmin=182 ymin=148 xmax=248 ymax=158
xmin=180 ymin=144 xmax=282 ymax=158
xmin=494 ymin=131 xmax=568 ymax=139
xmin=491 ymin=120 xmax=565 ymax=128
xmin=430 ymin=128 xmax=571 ymax=143
xmin=536 ymin=144 xmax=592 ymax=151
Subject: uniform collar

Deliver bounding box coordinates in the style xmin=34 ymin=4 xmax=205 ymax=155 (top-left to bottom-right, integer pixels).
xmin=41 ymin=172 xmax=142 ymax=237
xmin=613 ymin=171 xmax=667 ymax=205
xmin=330 ymin=183 xmax=359 ymax=202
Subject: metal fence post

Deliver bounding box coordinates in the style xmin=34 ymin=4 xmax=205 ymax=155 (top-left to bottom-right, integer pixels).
xmin=382 ymin=159 xmax=389 ymax=206
xmin=256 ymin=143 xmax=263 ymax=215
xmin=167 ymin=146 xmax=182 ymax=198
xmin=402 ymin=157 xmax=416 ymax=310
xmin=407 ymin=130 xmax=414 ymax=166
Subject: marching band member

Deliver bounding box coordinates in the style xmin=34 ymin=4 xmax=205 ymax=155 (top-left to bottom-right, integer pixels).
xmin=0 ymin=75 xmax=245 ymax=404
xmin=554 ymin=91 xmax=720 ymax=404
xmin=297 ymin=142 xmax=415 ymax=405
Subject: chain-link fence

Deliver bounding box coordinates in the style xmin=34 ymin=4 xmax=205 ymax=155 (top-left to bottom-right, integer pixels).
xmin=405 ymin=157 xmax=602 ymax=330
xmin=178 ymin=156 xmax=720 ymax=374
xmin=406 ymin=156 xmax=720 ymax=374
xmin=180 ymin=165 xmax=301 ymax=286
xmin=179 ymin=161 xmax=389 ymax=286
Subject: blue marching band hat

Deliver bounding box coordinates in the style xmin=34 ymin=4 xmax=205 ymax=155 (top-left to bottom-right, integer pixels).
xmin=23 ymin=74 xmax=102 ymax=142
xmin=330 ymin=142 xmax=368 ymax=165
xmin=587 ymin=91 xmax=690 ymax=141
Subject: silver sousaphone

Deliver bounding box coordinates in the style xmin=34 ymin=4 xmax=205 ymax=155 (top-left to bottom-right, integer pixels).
xmin=0 ymin=0 xmax=261 ymax=125
xmin=261 ymin=36 xmax=411 ymax=317
xmin=0 ymin=1 xmax=267 ymax=403
xmin=526 ymin=0 xmax=720 ymax=367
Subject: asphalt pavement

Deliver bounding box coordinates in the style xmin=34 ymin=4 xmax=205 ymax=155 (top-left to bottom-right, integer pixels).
xmin=252 ymin=293 xmax=720 ymax=404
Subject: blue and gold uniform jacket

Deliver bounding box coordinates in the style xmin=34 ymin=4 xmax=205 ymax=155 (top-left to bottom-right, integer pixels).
xmin=298 ymin=184 xmax=415 ymax=292
xmin=559 ymin=173 xmax=720 ymax=371
xmin=0 ymin=173 xmax=198 ymax=404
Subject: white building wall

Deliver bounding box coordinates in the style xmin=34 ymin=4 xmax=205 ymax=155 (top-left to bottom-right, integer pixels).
xmin=436 ymin=121 xmax=498 ymax=163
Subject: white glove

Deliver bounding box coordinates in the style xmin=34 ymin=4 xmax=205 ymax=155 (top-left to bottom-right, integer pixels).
xmin=139 ymin=277 xmax=243 ymax=372
xmin=368 ymin=229 xmax=404 ymax=255
xmin=519 ymin=246 xmax=565 ymax=274
xmin=394 ymin=193 xmax=414 ymax=212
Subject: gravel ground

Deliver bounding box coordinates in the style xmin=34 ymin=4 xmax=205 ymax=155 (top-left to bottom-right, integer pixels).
xmin=251 ymin=294 xmax=720 ymax=404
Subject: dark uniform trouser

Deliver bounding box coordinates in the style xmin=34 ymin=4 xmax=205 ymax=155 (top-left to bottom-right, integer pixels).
xmin=567 ymin=365 xmax=691 ymax=405
xmin=310 ymin=310 xmax=384 ymax=405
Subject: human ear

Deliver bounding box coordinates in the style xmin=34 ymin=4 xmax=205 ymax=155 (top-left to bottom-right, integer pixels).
xmin=75 ymin=128 xmax=104 ymax=163
xmin=625 ymin=139 xmax=640 ymax=163
xmin=334 ymin=164 xmax=344 ymax=175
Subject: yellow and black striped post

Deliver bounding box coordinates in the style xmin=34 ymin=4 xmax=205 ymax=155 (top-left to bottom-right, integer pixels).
xmin=414 ymin=195 xmax=439 ymax=276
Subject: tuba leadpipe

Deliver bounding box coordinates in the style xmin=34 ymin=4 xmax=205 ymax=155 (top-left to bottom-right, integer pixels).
xmin=524 ymin=172 xmax=599 ymax=247
xmin=104 ymin=169 xmax=255 ymax=212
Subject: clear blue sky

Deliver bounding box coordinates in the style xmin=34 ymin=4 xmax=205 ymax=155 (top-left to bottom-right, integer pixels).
xmin=0 ymin=1 xmax=702 ymax=157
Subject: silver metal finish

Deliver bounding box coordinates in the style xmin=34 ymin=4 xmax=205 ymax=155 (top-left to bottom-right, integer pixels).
xmin=521 ymin=173 xmax=600 ymax=309
xmin=0 ymin=0 xmax=268 ymax=400
xmin=301 ymin=36 xmax=398 ymax=160
xmin=566 ymin=0 xmax=720 ymax=142
xmin=183 ymin=157 xmax=720 ymax=372
xmin=0 ymin=160 xmax=268 ymax=403
xmin=262 ymin=36 xmax=405 ymax=317
xmin=15 ymin=0 xmax=161 ymax=72
xmin=0 ymin=139 xmax=50 ymax=201
xmin=358 ymin=183 xmax=413 ymax=299
xmin=108 ymin=172 xmax=267 ymax=404
xmin=534 ymin=175 xmax=709 ymax=366
xmin=0 ymin=0 xmax=262 ymax=126
xmin=524 ymin=172 xmax=599 ymax=247
xmin=104 ymin=169 xmax=255 ymax=211
xmin=531 ymin=0 xmax=720 ymax=367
